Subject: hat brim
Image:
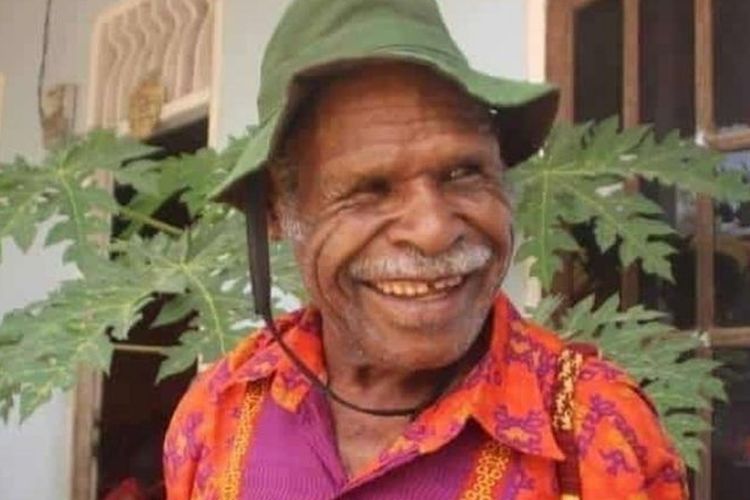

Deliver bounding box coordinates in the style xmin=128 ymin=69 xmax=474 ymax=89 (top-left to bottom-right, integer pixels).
xmin=212 ymin=55 xmax=559 ymax=209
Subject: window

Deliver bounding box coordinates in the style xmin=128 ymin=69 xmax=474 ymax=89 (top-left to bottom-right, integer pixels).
xmin=546 ymin=0 xmax=750 ymax=497
xmin=709 ymin=0 xmax=750 ymax=150
xmin=87 ymin=0 xmax=217 ymax=136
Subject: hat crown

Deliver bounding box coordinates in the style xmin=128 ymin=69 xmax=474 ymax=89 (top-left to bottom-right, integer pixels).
xmin=258 ymin=0 xmax=467 ymax=121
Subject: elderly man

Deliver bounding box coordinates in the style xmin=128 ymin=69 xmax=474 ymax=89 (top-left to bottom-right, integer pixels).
xmin=164 ymin=0 xmax=686 ymax=498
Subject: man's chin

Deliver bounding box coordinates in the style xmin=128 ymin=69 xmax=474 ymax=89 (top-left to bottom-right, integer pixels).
xmin=335 ymin=275 xmax=494 ymax=368
xmin=365 ymin=328 xmax=480 ymax=371
xmin=355 ymin=313 xmax=487 ymax=368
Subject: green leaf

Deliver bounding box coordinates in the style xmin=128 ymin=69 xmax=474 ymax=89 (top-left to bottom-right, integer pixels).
xmin=0 ymin=159 xmax=54 ymax=259
xmin=59 ymin=130 xmax=157 ymax=173
xmin=0 ymin=130 xmax=271 ymax=419
xmin=114 ymin=160 xmax=162 ymax=195
xmin=665 ymin=413 xmax=711 ymax=436
xmin=514 ymin=195 xmax=579 ymax=290
xmin=529 ymin=295 xmax=563 ymax=328
xmin=700 ymin=376 xmax=729 ymax=402
xmin=112 ymin=217 xmax=250 ymax=374
xmin=0 ymin=250 xmax=161 ymax=417
xmin=511 ymin=119 xmax=750 ymax=290
xmin=156 ymin=330 xmax=203 ymax=382
xmin=0 ymin=131 xmax=157 ymax=266
xmin=152 ymin=294 xmax=197 ymax=328
xmin=670 ymin=435 xmax=705 ymax=471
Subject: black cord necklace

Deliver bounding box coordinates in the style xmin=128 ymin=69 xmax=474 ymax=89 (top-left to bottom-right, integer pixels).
xmin=266 ymin=319 xmax=454 ymax=417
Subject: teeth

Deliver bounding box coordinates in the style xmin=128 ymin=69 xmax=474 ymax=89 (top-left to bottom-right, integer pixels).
xmin=435 ymin=276 xmax=462 ymax=290
xmin=371 ymin=277 xmax=464 ymax=297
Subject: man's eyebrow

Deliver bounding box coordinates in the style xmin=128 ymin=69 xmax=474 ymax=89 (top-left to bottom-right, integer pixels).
xmin=323 ymin=144 xmax=501 ymax=182
xmin=321 ymin=151 xmax=401 ymax=182
xmin=427 ymin=146 xmax=504 ymax=175
xmin=320 ymin=166 xmax=393 ymax=201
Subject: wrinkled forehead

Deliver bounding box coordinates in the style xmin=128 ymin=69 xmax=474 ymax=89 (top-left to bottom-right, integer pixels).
xmin=284 ymin=62 xmax=494 ymax=162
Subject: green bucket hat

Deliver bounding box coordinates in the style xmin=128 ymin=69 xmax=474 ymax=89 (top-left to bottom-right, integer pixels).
xmin=220 ymin=0 xmax=559 ymax=330
xmin=213 ymin=0 xmax=559 ymax=207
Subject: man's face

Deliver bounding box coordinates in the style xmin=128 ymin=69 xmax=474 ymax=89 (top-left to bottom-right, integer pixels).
xmin=278 ymin=63 xmax=513 ymax=371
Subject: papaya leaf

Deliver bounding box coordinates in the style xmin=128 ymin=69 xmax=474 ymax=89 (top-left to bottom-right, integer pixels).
xmin=0 ymin=131 xmax=156 ymax=265
xmin=0 ymin=252 xmax=158 ymax=420
xmin=510 ymin=119 xmax=750 ymax=290
xmin=111 ymin=216 xmax=250 ymax=378
xmin=0 ymin=129 xmax=303 ymax=417
xmin=116 ymin=134 xmax=249 ymax=238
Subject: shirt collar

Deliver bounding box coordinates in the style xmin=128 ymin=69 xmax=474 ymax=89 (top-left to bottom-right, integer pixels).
xmin=218 ymin=293 xmax=564 ymax=461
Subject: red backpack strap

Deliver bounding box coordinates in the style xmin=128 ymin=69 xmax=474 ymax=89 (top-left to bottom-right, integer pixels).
xmin=552 ymin=342 xmax=600 ymax=500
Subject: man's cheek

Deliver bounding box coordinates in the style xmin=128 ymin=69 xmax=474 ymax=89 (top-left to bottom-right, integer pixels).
xmin=302 ymin=233 xmax=353 ymax=310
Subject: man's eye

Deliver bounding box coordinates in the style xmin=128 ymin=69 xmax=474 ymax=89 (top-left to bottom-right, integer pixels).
xmin=445 ymin=164 xmax=482 ymax=182
xmin=354 ymin=177 xmax=391 ymax=197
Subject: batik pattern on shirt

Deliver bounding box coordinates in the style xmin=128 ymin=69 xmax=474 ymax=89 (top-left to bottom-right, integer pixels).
xmin=163 ymin=294 xmax=687 ymax=499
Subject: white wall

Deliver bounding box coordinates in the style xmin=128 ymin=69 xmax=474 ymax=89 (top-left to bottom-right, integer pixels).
xmin=0 ymin=0 xmax=532 ymax=498
xmin=0 ymin=1 xmax=119 ymax=499
xmin=440 ymin=0 xmax=527 ymax=80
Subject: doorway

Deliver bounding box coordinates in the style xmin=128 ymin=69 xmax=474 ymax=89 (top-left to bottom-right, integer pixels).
xmin=96 ymin=119 xmax=208 ymax=500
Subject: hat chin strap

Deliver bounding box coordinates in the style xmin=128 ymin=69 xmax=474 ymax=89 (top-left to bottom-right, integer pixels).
xmin=244 ymin=171 xmax=452 ymax=418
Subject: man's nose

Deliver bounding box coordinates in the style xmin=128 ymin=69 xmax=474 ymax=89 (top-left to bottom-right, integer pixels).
xmin=387 ymin=182 xmax=464 ymax=255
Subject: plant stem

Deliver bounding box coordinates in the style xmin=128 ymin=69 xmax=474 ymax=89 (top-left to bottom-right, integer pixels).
xmin=118 ymin=206 xmax=184 ymax=237
xmin=113 ymin=343 xmax=168 ymax=356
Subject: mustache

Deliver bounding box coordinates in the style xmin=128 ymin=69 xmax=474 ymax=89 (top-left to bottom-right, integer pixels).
xmin=348 ymin=241 xmax=494 ymax=281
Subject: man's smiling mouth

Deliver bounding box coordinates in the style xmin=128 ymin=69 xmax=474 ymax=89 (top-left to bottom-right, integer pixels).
xmin=365 ymin=275 xmax=466 ymax=298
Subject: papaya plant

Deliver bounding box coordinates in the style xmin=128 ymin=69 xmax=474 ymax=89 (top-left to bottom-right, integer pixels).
xmin=0 ymin=118 xmax=747 ymax=470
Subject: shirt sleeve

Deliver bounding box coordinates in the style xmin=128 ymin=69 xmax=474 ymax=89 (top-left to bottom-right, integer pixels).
xmin=163 ymin=363 xmax=220 ymax=500
xmin=574 ymin=359 xmax=688 ymax=500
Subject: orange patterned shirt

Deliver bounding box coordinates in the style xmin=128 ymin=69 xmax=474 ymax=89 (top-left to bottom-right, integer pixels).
xmin=164 ymin=294 xmax=687 ymax=499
